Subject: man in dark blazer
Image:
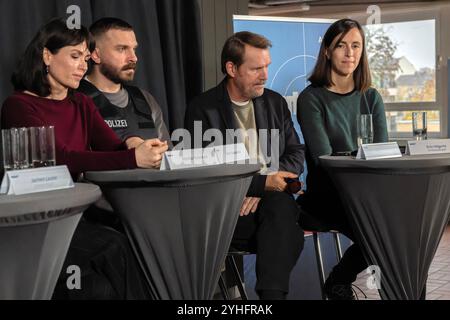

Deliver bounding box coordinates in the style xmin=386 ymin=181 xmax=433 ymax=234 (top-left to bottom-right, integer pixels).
xmin=185 ymin=31 xmax=305 ymax=300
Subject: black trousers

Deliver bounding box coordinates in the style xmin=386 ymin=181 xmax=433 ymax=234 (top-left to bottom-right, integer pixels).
xmin=299 ymin=190 xmax=368 ymax=284
xmin=231 ymin=191 xmax=304 ymax=294
xmin=52 ymin=218 xmax=152 ymax=300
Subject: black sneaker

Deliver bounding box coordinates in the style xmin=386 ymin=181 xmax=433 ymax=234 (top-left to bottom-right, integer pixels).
xmin=323 ymin=273 xmax=356 ymax=300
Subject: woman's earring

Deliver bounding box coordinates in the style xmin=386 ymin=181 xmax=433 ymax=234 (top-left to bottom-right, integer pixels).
xmin=46 ymin=65 xmax=49 ymax=74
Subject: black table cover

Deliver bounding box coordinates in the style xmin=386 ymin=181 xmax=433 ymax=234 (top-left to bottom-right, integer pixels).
xmin=85 ymin=164 xmax=259 ymax=299
xmin=320 ymin=154 xmax=450 ymax=299
xmin=0 ymin=183 xmax=101 ymax=299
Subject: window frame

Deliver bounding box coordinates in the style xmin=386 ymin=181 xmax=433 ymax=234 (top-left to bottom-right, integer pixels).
xmin=354 ymin=8 xmax=445 ymax=139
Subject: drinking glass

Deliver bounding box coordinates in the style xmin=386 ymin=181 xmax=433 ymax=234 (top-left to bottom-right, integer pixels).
xmin=2 ymin=128 xmax=30 ymax=170
xmin=357 ymin=114 xmax=373 ymax=146
xmin=412 ymin=111 xmax=427 ymax=140
xmin=29 ymin=126 xmax=56 ymax=167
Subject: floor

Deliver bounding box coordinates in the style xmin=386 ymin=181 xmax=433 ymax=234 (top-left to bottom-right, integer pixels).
xmin=353 ymin=225 xmax=450 ymax=300
xmin=239 ymin=224 xmax=450 ymax=300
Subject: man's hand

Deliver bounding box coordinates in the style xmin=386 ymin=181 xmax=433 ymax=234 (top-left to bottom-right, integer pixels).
xmin=240 ymin=197 xmax=261 ymax=216
xmin=265 ymin=171 xmax=298 ymax=192
xmin=125 ymin=137 xmax=145 ymax=149
xmin=135 ymin=138 xmax=169 ymax=169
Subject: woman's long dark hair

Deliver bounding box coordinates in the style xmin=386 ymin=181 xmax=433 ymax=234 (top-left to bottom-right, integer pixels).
xmin=308 ymin=18 xmax=371 ymax=92
xmin=11 ymin=18 xmax=89 ymax=97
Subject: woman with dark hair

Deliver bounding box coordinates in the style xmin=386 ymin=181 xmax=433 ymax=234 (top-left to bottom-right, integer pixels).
xmin=296 ymin=19 xmax=388 ymax=299
xmin=1 ymin=18 xmax=166 ymax=299
xmin=4 ymin=19 xmax=167 ymax=176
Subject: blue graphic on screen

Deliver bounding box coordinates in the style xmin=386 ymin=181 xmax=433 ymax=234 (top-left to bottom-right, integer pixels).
xmin=233 ymin=18 xmax=332 ymax=188
xmin=233 ymin=19 xmax=330 ymax=104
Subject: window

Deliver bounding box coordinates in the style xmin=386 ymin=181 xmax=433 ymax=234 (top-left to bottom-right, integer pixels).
xmin=361 ymin=11 xmax=444 ymax=139
xmin=386 ymin=110 xmax=440 ymax=134
xmin=365 ymin=20 xmax=436 ymax=104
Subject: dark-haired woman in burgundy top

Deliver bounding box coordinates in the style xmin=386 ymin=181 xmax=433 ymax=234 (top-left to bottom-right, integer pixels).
xmin=3 ymin=91 xmax=139 ymax=177
xmin=1 ymin=19 xmax=164 ymax=299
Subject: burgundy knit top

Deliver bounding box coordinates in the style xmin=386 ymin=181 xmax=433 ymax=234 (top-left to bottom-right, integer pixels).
xmin=1 ymin=91 xmax=137 ymax=176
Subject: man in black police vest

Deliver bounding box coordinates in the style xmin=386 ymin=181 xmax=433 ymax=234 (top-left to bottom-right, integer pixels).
xmin=78 ymin=17 xmax=171 ymax=154
xmin=77 ymin=18 xmax=170 ymax=231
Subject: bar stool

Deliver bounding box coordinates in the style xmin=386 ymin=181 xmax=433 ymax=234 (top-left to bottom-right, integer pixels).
xmin=218 ymin=237 xmax=343 ymax=300
xmin=218 ymin=208 xmax=344 ymax=300
xmin=299 ymin=209 xmax=344 ymax=300
xmin=218 ymin=249 xmax=250 ymax=300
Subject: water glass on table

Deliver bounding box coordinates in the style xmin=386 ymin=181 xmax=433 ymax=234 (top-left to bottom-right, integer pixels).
xmin=2 ymin=127 xmax=30 ymax=171
xmin=357 ymin=114 xmax=373 ymax=147
xmin=412 ymin=111 xmax=427 ymax=140
xmin=29 ymin=126 xmax=56 ymax=167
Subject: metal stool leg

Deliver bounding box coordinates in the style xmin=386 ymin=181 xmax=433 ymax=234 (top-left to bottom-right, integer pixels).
xmin=226 ymin=255 xmax=248 ymax=300
xmin=312 ymin=232 xmax=327 ymax=300
xmin=332 ymin=232 xmax=343 ymax=260
xmin=218 ymin=273 xmax=230 ymax=300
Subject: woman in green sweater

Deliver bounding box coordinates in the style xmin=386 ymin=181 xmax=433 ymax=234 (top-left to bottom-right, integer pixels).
xmin=297 ymin=18 xmax=388 ymax=299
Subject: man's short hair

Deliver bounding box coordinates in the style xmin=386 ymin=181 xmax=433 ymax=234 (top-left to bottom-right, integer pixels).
xmin=89 ymin=17 xmax=134 ymax=39
xmin=87 ymin=17 xmax=134 ymax=70
xmin=221 ymin=31 xmax=272 ymax=75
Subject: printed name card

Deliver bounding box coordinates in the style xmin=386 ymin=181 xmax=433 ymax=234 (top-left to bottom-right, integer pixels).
xmin=0 ymin=165 xmax=74 ymax=195
xmin=160 ymin=143 xmax=250 ymax=170
xmin=405 ymin=139 xmax=450 ymax=155
xmin=356 ymin=142 xmax=402 ymax=160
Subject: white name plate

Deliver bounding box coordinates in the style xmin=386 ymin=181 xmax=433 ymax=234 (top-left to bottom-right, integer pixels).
xmin=0 ymin=165 xmax=74 ymax=195
xmin=356 ymin=142 xmax=402 ymax=160
xmin=160 ymin=143 xmax=250 ymax=170
xmin=405 ymin=139 xmax=450 ymax=155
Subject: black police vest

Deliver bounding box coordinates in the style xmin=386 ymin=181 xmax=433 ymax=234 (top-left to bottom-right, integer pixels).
xmin=78 ymin=80 xmax=157 ymax=141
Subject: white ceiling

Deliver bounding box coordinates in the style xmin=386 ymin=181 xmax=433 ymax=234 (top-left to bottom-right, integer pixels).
xmin=248 ymin=0 xmax=447 ymax=16
xmin=250 ymin=0 xmax=437 ymax=6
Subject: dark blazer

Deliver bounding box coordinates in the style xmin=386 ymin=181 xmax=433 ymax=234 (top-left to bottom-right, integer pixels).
xmin=185 ymin=79 xmax=305 ymax=197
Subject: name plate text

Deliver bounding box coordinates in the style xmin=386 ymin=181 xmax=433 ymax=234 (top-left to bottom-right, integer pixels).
xmin=0 ymin=165 xmax=74 ymax=195
xmin=405 ymin=139 xmax=450 ymax=155
xmin=356 ymin=142 xmax=402 ymax=160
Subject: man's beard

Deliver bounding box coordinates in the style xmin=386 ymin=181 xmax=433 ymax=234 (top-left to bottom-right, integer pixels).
xmin=99 ymin=62 xmax=137 ymax=84
xmin=236 ymin=80 xmax=265 ymax=100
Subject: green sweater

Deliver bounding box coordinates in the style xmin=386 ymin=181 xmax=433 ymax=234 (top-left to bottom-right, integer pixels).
xmin=296 ymin=85 xmax=388 ymax=207
xmin=297 ymin=85 xmax=388 ymax=166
